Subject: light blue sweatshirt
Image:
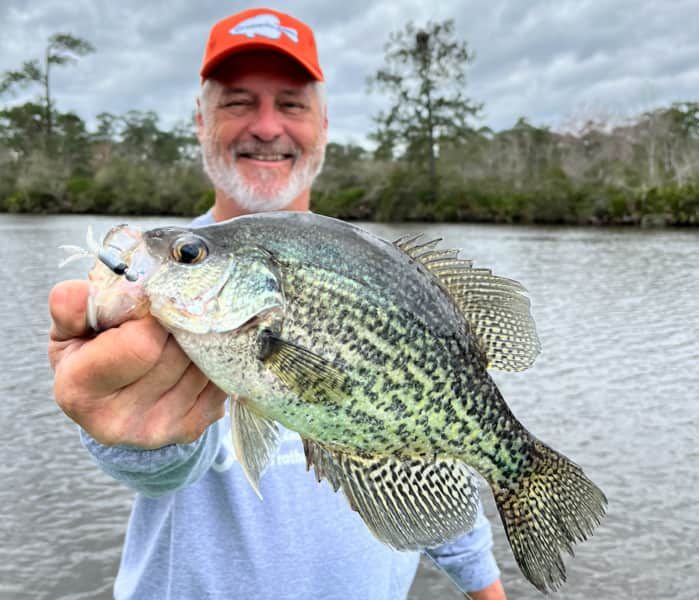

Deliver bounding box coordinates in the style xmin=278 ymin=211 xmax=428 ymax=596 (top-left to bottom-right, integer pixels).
xmin=80 ymin=211 xmax=500 ymax=600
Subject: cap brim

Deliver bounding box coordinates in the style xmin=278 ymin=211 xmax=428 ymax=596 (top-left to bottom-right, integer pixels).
xmin=201 ymin=41 xmax=323 ymax=81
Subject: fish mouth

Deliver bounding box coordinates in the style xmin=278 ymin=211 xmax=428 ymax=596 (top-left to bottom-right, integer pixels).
xmin=86 ymin=225 xmax=156 ymax=331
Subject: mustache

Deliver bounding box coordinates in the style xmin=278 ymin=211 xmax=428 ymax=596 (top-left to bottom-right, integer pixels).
xmin=232 ymin=141 xmax=299 ymax=157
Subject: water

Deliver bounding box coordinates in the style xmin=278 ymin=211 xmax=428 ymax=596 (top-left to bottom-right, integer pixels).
xmin=1 ymin=214 xmax=697 ymax=600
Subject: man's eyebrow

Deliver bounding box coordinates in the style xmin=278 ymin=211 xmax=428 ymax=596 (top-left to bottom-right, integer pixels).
xmin=220 ymin=87 xmax=252 ymax=95
xmin=278 ymin=89 xmax=312 ymax=101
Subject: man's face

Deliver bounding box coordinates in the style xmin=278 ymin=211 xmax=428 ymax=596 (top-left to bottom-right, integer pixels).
xmin=198 ymin=51 xmax=327 ymax=212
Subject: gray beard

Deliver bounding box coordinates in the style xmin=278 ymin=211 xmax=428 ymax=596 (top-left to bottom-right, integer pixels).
xmin=201 ymin=139 xmax=326 ymax=212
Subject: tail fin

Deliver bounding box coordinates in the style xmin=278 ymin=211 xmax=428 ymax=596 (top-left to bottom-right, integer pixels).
xmin=493 ymin=440 xmax=607 ymax=592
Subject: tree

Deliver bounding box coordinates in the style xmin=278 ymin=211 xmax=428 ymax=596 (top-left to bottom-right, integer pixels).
xmin=0 ymin=102 xmax=46 ymax=157
xmin=117 ymin=110 xmax=197 ymax=163
xmin=54 ymin=111 xmax=91 ymax=172
xmin=367 ymin=19 xmax=482 ymax=199
xmin=0 ymin=33 xmax=94 ymax=146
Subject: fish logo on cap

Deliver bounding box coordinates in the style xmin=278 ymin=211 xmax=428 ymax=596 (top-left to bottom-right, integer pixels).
xmin=230 ymin=14 xmax=299 ymax=43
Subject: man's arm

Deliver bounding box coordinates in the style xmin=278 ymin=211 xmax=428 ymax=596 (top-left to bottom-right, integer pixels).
xmin=48 ymin=279 xmax=228 ymax=495
xmin=425 ymin=502 xmax=506 ymax=600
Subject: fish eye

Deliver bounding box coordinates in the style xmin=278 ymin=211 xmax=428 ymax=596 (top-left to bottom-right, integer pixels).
xmin=172 ymin=236 xmax=208 ymax=265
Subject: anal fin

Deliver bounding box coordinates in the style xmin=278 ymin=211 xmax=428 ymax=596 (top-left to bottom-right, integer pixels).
xmin=303 ymin=439 xmax=481 ymax=550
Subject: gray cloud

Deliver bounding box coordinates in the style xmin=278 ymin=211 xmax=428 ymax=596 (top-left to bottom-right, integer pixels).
xmin=1 ymin=0 xmax=697 ymax=143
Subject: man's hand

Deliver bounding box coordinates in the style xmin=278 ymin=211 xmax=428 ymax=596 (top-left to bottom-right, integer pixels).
xmin=48 ymin=280 xmax=227 ymax=449
xmin=465 ymin=578 xmax=506 ymax=600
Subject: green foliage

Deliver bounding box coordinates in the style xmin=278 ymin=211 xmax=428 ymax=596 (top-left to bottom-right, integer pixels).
xmin=12 ymin=152 xmax=70 ymax=212
xmin=312 ymin=186 xmax=367 ymax=218
xmin=55 ymin=111 xmax=92 ymax=171
xmin=118 ymin=110 xmax=189 ymax=163
xmin=83 ymin=156 xmax=211 ymax=216
xmin=0 ymin=92 xmax=697 ymax=225
xmin=0 ymin=31 xmax=94 ymax=148
xmin=0 ymin=154 xmax=16 ymax=205
xmin=0 ymin=102 xmax=46 ymax=156
xmin=372 ymin=166 xmax=433 ymax=222
xmin=312 ymin=142 xmax=373 ymax=218
xmin=0 ymin=60 xmax=42 ymax=95
xmin=65 ymin=175 xmax=95 ymax=212
xmin=367 ymin=19 xmax=481 ymax=202
xmin=0 ymin=101 xmax=210 ymax=215
xmin=46 ymin=33 xmax=95 ymax=66
xmin=194 ymin=189 xmax=216 ymax=216
xmin=311 ymin=117 xmax=699 ymax=226
xmin=0 ymin=29 xmax=697 ymax=227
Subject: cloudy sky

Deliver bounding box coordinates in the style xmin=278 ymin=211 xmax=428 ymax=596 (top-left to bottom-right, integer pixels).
xmin=1 ymin=0 xmax=697 ymax=145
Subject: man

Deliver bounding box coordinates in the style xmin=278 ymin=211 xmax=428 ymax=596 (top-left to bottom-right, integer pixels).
xmin=48 ymin=8 xmax=506 ymax=600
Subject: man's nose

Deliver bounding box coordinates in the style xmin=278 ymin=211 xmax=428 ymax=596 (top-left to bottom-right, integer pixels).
xmin=248 ymin=103 xmax=284 ymax=141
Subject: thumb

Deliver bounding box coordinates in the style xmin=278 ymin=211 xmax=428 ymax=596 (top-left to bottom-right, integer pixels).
xmin=49 ymin=279 xmax=91 ymax=341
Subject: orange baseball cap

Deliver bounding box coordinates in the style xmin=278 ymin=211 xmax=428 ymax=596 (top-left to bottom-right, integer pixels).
xmin=200 ymin=8 xmax=324 ymax=81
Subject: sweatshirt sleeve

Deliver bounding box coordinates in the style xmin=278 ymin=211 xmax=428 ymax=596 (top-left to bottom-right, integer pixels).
xmin=424 ymin=500 xmax=501 ymax=593
xmin=79 ymin=417 xmax=226 ymax=498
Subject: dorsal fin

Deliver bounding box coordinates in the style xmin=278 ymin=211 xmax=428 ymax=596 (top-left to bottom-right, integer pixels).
xmin=394 ymin=234 xmax=541 ymax=371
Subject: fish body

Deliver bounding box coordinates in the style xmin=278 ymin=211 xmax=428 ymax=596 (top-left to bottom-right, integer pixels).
xmin=86 ymin=212 xmax=606 ymax=592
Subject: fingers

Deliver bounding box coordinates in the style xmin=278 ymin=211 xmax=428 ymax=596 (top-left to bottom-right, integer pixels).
xmin=61 ymin=317 xmax=171 ymax=396
xmin=48 ymin=280 xmax=93 ymax=372
xmin=141 ymin=364 xmax=226 ymax=447
xmin=49 ymin=280 xmax=91 ymax=341
xmin=52 ymin=316 xmax=171 ymax=431
xmin=177 ymin=381 xmax=228 ymax=444
xmin=48 ymin=277 xmax=228 ymax=449
xmin=145 ymin=361 xmax=227 ymax=446
xmin=117 ymin=364 xmax=227 ymax=449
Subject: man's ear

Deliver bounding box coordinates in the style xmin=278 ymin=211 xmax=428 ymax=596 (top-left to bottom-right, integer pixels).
xmin=322 ymin=110 xmax=328 ymax=144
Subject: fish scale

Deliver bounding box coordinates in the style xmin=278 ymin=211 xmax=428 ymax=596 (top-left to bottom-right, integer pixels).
xmin=280 ymin=264 xmax=468 ymax=454
xmin=270 ymin=260 xmax=536 ymax=486
xmin=84 ymin=212 xmax=606 ymax=593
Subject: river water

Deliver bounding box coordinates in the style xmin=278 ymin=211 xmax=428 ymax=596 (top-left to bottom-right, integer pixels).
xmin=0 ymin=214 xmax=696 ymax=600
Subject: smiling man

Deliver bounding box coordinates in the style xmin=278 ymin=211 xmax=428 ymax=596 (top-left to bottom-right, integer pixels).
xmin=48 ymin=8 xmax=505 ymax=600
xmin=197 ymin=51 xmax=327 ymax=217
xmin=197 ymin=9 xmax=327 ymax=221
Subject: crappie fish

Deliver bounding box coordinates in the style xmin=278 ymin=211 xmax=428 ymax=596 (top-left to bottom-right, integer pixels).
xmin=81 ymin=212 xmax=606 ymax=592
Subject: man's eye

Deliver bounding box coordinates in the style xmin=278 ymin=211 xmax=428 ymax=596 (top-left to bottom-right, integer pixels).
xmin=222 ymin=99 xmax=251 ymax=107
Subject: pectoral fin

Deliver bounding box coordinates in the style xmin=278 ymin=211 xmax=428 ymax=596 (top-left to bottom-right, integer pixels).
xmin=231 ymin=395 xmax=280 ymax=499
xmin=303 ymin=439 xmax=480 ymax=550
xmin=258 ymin=331 xmax=350 ymax=404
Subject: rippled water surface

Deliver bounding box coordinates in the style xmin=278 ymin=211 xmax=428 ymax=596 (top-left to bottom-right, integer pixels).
xmin=1 ymin=214 xmax=697 ymax=600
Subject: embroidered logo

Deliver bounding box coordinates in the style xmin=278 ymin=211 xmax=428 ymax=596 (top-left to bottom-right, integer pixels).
xmin=229 ymin=14 xmax=299 ymax=43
